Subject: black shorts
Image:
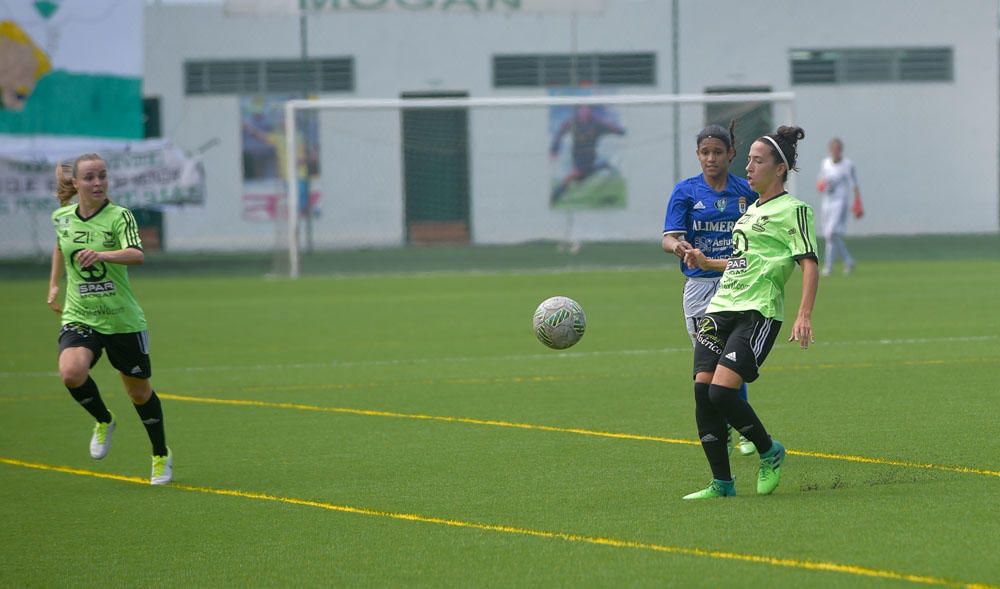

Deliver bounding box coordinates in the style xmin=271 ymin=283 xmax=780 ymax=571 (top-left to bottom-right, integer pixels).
xmin=58 ymin=322 xmax=152 ymax=379
xmin=693 ymin=310 xmax=781 ymax=383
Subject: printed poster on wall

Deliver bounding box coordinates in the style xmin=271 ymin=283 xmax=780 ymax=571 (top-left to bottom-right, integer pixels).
xmin=0 ymin=0 xmax=143 ymax=159
xmin=548 ymin=88 xmax=627 ymax=210
xmin=240 ymin=94 xmax=321 ymax=222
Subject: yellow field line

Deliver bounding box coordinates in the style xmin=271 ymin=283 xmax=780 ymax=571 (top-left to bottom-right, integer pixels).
xmin=158 ymin=393 xmax=1000 ymax=479
xmin=0 ymin=457 xmax=992 ymax=589
xmin=159 ymin=393 xmax=696 ymax=445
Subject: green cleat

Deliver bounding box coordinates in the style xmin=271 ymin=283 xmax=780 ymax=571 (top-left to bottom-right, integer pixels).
xmin=757 ymin=440 xmax=786 ymax=495
xmin=151 ymin=447 xmax=173 ymax=485
xmin=89 ymin=412 xmax=116 ymax=460
xmin=683 ymin=478 xmax=736 ymax=500
xmin=738 ymin=435 xmax=756 ymax=456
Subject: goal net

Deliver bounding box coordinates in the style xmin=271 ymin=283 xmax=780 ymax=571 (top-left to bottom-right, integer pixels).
xmin=277 ymin=91 xmax=795 ymax=277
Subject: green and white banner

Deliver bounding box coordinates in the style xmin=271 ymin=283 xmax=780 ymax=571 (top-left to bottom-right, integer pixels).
xmin=0 ymin=140 xmax=206 ymax=216
xmin=0 ymin=0 xmax=144 ymax=158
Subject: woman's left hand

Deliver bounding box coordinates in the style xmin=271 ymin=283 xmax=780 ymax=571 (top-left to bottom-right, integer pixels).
xmin=789 ymin=316 xmax=814 ymax=350
xmin=74 ymin=249 xmax=104 ymax=268
xmin=683 ymin=249 xmax=706 ymax=270
xmin=46 ymin=284 xmax=62 ymax=314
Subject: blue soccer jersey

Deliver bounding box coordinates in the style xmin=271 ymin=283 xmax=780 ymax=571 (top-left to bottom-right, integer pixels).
xmin=662 ymin=173 xmax=758 ymax=278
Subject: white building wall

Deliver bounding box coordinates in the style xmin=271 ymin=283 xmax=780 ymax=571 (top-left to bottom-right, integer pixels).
xmin=138 ymin=0 xmax=997 ymax=252
xmin=680 ymin=0 xmax=998 ymax=236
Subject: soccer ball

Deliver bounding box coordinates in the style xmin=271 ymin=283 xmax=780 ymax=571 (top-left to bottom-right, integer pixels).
xmin=532 ymin=296 xmax=586 ymax=349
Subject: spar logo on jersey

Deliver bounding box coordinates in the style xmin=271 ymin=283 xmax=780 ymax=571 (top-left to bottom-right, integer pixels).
xmin=79 ymin=281 xmax=117 ymax=297
xmin=725 ymin=257 xmax=748 ymax=271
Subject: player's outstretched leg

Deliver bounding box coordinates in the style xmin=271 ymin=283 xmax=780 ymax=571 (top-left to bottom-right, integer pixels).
xmin=89 ymin=411 xmax=116 ymax=460
xmin=685 ymin=383 xmax=734 ymax=499
xmin=151 ymin=447 xmax=173 ymax=486
xmin=683 ymin=478 xmax=736 ymax=500
xmin=757 ymin=440 xmax=786 ymax=495
xmin=64 ymin=372 xmax=115 ymax=459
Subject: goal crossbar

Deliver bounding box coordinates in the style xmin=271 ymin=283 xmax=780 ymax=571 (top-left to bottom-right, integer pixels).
xmin=283 ymin=91 xmax=796 ymax=277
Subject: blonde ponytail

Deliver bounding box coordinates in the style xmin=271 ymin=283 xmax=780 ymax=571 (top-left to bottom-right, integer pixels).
xmin=54 ymin=161 xmax=76 ymax=206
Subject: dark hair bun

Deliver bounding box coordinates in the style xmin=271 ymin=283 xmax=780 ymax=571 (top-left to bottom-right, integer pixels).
xmin=775 ymin=125 xmax=805 ymax=144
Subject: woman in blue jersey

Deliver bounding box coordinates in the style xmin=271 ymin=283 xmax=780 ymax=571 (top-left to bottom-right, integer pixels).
xmin=662 ymin=123 xmax=758 ymax=456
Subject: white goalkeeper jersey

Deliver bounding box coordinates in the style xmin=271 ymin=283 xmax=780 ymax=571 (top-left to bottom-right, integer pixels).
xmin=818 ymin=157 xmax=858 ymax=205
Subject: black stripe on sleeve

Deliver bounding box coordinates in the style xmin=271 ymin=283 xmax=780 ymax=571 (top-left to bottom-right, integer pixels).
xmin=121 ymin=209 xmax=141 ymax=248
xmin=796 ymin=206 xmax=814 ymax=254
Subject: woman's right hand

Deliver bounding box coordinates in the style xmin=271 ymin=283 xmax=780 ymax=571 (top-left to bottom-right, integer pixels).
xmin=47 ymin=284 xmax=62 ymax=314
xmin=684 ymin=248 xmax=707 ymax=270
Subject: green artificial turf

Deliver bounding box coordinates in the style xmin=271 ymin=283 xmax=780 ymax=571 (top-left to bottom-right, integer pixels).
xmin=1 ymin=243 xmax=998 ymax=587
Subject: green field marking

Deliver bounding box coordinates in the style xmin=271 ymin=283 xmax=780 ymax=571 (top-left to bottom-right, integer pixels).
xmin=157 ymin=393 xmax=1000 ymax=479
xmin=1 ymin=456 xmax=993 ymax=589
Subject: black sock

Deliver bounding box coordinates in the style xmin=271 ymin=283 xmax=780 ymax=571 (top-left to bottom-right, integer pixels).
xmin=694 ymin=382 xmax=732 ymax=481
xmin=134 ymin=391 xmax=168 ymax=456
xmin=708 ymin=384 xmax=773 ymax=455
xmin=67 ymin=377 xmax=112 ymax=423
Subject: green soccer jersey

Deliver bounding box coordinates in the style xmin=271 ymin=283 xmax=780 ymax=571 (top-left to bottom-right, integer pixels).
xmin=706 ymin=192 xmax=817 ymax=321
xmin=52 ymin=200 xmax=147 ymax=334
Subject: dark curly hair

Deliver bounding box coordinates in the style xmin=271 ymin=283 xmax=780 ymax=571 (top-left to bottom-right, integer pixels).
xmin=759 ymin=125 xmax=805 ymax=182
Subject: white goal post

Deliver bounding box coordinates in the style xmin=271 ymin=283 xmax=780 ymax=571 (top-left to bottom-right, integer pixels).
xmin=283 ymin=91 xmax=795 ymax=278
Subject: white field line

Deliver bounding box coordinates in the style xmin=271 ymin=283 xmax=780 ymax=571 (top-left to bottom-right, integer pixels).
xmin=1 ymin=335 xmax=996 ymax=378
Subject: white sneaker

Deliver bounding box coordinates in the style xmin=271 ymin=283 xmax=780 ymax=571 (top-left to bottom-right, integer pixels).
xmin=844 ymin=261 xmax=855 ymax=275
xmin=151 ymin=448 xmax=173 ymax=485
xmin=820 ymin=267 xmax=832 ymax=277
xmin=89 ymin=414 xmax=116 ymax=460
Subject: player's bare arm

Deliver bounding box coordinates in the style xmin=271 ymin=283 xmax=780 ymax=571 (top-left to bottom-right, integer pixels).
xmin=683 ymin=248 xmax=727 ymax=272
xmin=75 ymin=247 xmax=144 ymax=267
xmin=47 ymin=244 xmax=63 ymax=314
xmin=789 ymin=257 xmax=819 ymax=349
xmin=662 ymin=232 xmax=692 ymax=258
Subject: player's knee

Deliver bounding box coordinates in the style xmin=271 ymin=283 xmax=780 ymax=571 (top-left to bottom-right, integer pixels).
xmin=694 ymin=382 xmax=725 ymax=434
xmin=708 ymin=383 xmax=741 ymax=406
xmin=693 ymin=382 xmax=710 ymax=404
xmin=122 ymin=380 xmax=152 ymax=405
xmin=60 ymin=365 xmax=88 ymax=388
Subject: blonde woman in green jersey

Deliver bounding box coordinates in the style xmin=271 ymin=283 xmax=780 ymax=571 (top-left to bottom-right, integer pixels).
xmin=680 ymin=126 xmax=819 ymax=499
xmin=47 ymin=154 xmax=172 ymax=485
